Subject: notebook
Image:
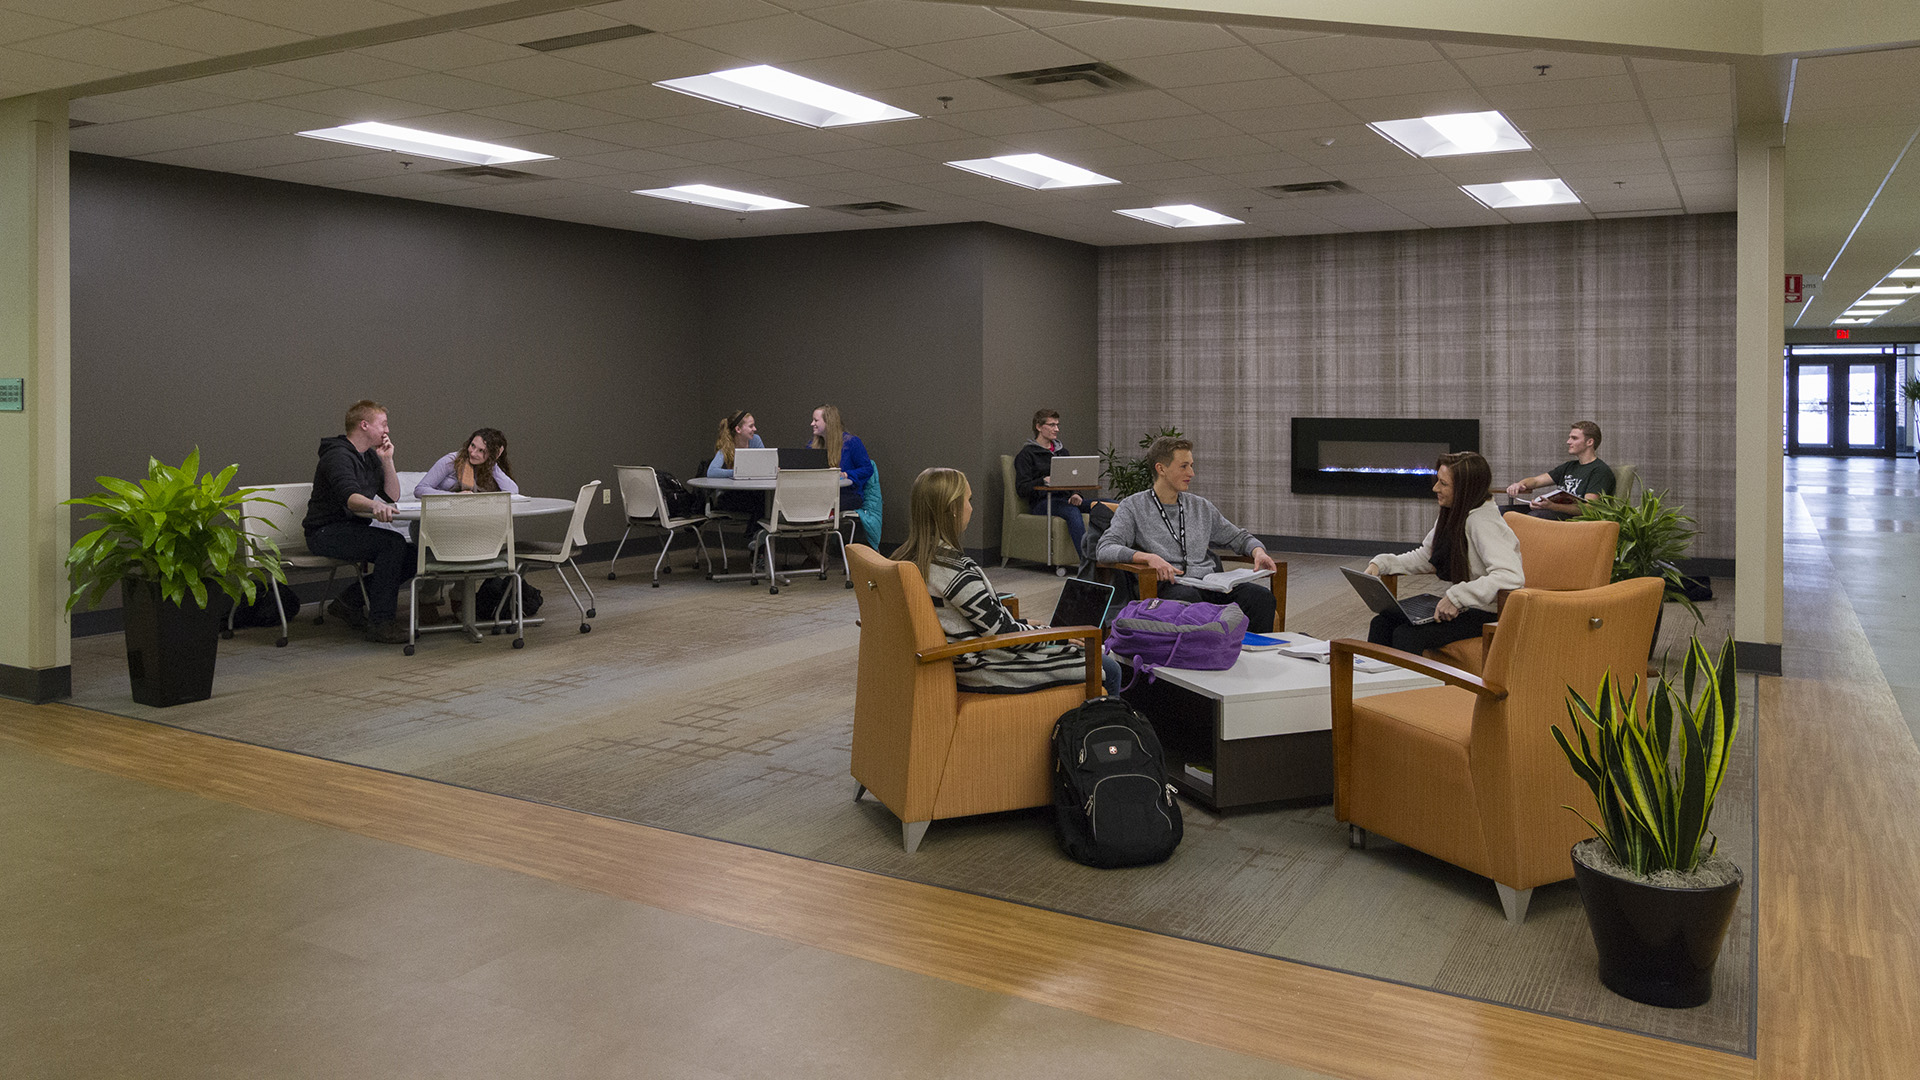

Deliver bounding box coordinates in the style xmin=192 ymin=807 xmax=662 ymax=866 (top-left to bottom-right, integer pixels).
xmin=732 ymin=447 xmax=778 ymax=481
xmin=1341 ymin=566 xmax=1442 ymax=625
xmin=1049 ymin=577 xmax=1116 ymax=629
xmin=1046 ymin=455 xmax=1100 ymax=487
xmin=777 ymin=447 xmax=829 ymax=470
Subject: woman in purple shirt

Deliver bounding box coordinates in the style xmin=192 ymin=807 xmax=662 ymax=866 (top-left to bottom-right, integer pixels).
xmin=414 ymin=428 xmax=518 ymax=496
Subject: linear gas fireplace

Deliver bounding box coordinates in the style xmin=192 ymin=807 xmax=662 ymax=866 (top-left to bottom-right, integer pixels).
xmin=1291 ymin=418 xmax=1480 ymax=499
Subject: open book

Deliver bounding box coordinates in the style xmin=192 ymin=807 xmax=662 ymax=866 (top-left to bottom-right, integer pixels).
xmin=1273 ymin=634 xmax=1399 ymax=673
xmin=1172 ymin=567 xmax=1273 ymax=593
xmin=1525 ymin=485 xmax=1579 ymax=505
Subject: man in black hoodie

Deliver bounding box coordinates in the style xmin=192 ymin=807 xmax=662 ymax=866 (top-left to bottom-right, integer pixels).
xmin=303 ymin=399 xmax=412 ymax=644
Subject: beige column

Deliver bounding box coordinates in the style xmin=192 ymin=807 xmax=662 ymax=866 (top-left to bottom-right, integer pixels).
xmin=0 ymin=94 xmax=71 ymax=702
xmin=1734 ymin=125 xmax=1785 ymax=671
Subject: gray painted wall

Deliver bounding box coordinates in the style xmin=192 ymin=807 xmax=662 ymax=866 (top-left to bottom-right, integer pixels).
xmin=71 ymin=154 xmax=705 ymax=561
xmin=1099 ymin=215 xmax=1738 ymax=559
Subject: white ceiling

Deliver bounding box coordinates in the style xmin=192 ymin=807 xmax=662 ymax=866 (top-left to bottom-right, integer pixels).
xmin=7 ymin=0 xmax=1915 ymax=328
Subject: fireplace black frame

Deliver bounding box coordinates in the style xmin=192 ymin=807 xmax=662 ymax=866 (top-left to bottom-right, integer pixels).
xmin=1291 ymin=418 xmax=1481 ymax=499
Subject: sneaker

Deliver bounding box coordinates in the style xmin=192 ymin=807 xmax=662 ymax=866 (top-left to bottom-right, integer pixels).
xmin=327 ymin=597 xmax=368 ymax=630
xmin=365 ymin=619 xmax=411 ymax=645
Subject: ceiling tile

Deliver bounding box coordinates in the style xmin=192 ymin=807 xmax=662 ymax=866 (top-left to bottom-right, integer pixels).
xmin=786 ymin=46 xmax=960 ymax=90
xmin=1505 ymin=99 xmax=1651 ymax=130
xmin=0 ymin=44 xmax=121 ymax=86
xmin=337 ymin=171 xmax=476 ymax=197
xmin=5 ymin=0 xmax=175 ymax=21
xmin=13 ymin=26 xmax=206 ymax=69
xmin=102 ymin=6 xmax=304 ymax=53
xmin=1453 ymin=49 xmax=1628 ymax=86
xmin=1660 ymin=136 xmax=1735 ymax=159
xmin=572 ymin=116 xmax=717 ymax=148
xmin=1040 ymin=16 xmax=1241 ymax=59
xmin=1344 ymin=90 xmax=1493 ymax=123
xmin=383 ymin=110 xmax=536 ymax=141
xmin=448 ymin=54 xmax=635 ymax=97
xmin=465 ymin=10 xmax=624 ymax=44
xmin=167 ymin=68 xmax=332 ymax=101
xmin=677 ymin=14 xmax=880 ymax=61
xmin=136 ymin=133 xmax=372 ymax=171
xmin=1542 ymin=142 xmax=1665 ymax=165
xmin=1045 ymin=88 xmax=1197 ymax=126
xmin=807 ymin=1 xmax=1023 ymax=47
xmin=360 ymin=72 xmax=539 ymax=111
xmin=260 ymin=52 xmax=425 ymax=87
xmin=68 ymin=112 xmax=273 ymax=157
xmin=554 ymin=32 xmax=746 ymax=82
xmin=739 ymin=128 xmax=872 ymax=154
xmin=841 ymin=116 xmax=975 ymax=146
xmin=860 ymin=77 xmax=1030 ymax=114
xmin=1482 ymin=74 xmax=1641 ymax=111
xmin=471 ymin=98 xmax=638 ymax=131
xmin=1655 ymin=118 xmax=1737 ymax=141
xmin=1630 ymin=62 xmax=1731 ymax=99
xmin=1167 ymin=76 xmax=1327 ymax=113
xmin=1118 ymin=46 xmax=1289 ymax=90
xmin=658 ymin=105 xmax=810 ymax=138
xmin=1143 ymin=132 xmax=1271 ymax=160
xmin=806 ymin=145 xmax=930 ymax=171
xmin=575 ymin=146 xmax=703 ymax=172
xmin=493 ymin=132 xmax=632 ymax=159
xmin=245 ymin=154 xmax=405 ymax=186
xmin=1102 ymin=112 xmax=1238 ymax=145
xmin=199 ymin=0 xmax=421 ymax=37
xmin=1435 ymin=42 xmax=1516 ymax=59
xmin=1528 ymin=122 xmax=1660 ymax=148
xmin=654 ymin=138 xmax=771 ymax=163
xmin=268 ymin=88 xmax=443 ymax=123
xmin=1646 ymin=93 xmax=1733 ymax=123
xmin=940 ymin=104 xmax=1084 ymax=137
xmin=1257 ymin=35 xmax=1443 ymax=75
xmin=1305 ymin=61 xmax=1470 ymax=100
xmin=586 ymin=0 xmax=787 ymax=34
xmin=1217 ymin=100 xmax=1361 ymax=135
xmin=357 ymin=32 xmax=530 ymax=72
xmin=189 ymin=100 xmax=349 ymax=134
xmin=991 ymin=7 xmax=1113 ymax=30
xmin=901 ymin=29 xmax=1092 ymax=77
xmin=0 ymin=9 xmax=75 ymax=44
xmin=729 ymin=154 xmax=857 ymax=178
xmin=82 ymin=82 xmax=243 ymax=115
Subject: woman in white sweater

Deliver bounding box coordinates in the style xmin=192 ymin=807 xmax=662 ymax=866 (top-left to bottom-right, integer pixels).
xmin=1364 ymin=451 xmax=1524 ymax=654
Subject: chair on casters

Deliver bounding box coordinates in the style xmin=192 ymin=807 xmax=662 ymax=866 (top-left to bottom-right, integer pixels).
xmin=846 ymin=544 xmax=1105 ymax=853
xmin=222 ymin=482 xmax=367 ymax=646
xmin=513 ymin=480 xmax=600 ymax=634
xmin=1328 ymin=577 xmax=1664 ymax=923
xmin=608 ymin=465 xmax=714 ymax=586
xmin=407 ymin=492 xmax=523 ymax=655
xmin=753 ymin=468 xmax=849 ymax=594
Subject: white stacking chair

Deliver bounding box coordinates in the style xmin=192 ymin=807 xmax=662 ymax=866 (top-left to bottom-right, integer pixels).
xmin=407 ymin=492 xmax=521 ymax=655
xmin=222 ymin=482 xmax=367 ymax=646
xmin=753 ymin=468 xmax=851 ymax=595
xmin=608 ymin=465 xmax=713 ymax=587
xmin=513 ymin=480 xmax=600 ymax=634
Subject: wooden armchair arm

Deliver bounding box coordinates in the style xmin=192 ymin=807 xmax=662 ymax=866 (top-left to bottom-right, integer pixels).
xmin=1097 ymin=561 xmax=1159 ymax=600
xmin=917 ymin=626 xmax=1106 ymax=696
xmin=1328 ymin=639 xmax=1507 ymax=699
xmin=1379 ymin=573 xmax=1399 ymax=597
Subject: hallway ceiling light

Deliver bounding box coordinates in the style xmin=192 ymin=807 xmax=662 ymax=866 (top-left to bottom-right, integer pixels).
xmin=1885 ymin=269 xmax=1920 ymax=277
xmin=944 ymin=154 xmax=1119 ymax=189
xmin=1842 ymin=309 xmax=1882 ymax=318
xmin=295 ymin=122 xmax=552 ymax=165
xmin=1459 ymin=178 xmax=1580 ymax=208
xmin=633 ymin=185 xmax=805 ymax=212
xmin=1833 ymin=317 xmax=1875 ymax=324
xmin=1114 ymin=205 xmax=1245 ymax=228
xmin=1850 ymin=298 xmax=1902 ymax=306
xmin=1369 ymin=111 xmax=1530 ymax=157
xmin=654 ymin=66 xmax=916 ymax=128
xmin=1865 ymin=285 xmax=1920 ymax=295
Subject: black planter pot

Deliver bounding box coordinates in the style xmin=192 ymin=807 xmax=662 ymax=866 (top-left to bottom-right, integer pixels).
xmin=1572 ymin=840 xmax=1742 ymax=1008
xmin=122 ymin=578 xmax=221 ymax=707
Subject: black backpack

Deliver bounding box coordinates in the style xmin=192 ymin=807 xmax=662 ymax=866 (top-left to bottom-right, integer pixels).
xmin=655 ymin=469 xmax=705 ymax=519
xmin=1051 ymin=696 xmax=1183 ymax=868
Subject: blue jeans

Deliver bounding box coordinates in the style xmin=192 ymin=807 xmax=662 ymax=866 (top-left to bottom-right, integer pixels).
xmin=1028 ymin=495 xmax=1086 ymax=557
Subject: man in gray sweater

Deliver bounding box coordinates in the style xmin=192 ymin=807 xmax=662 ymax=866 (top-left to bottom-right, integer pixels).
xmin=1096 ymin=436 xmax=1279 ymax=632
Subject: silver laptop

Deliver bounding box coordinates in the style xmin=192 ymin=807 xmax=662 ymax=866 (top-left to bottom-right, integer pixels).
xmin=732 ymin=447 xmax=778 ymax=481
xmin=1046 ymin=455 xmax=1100 ymax=487
xmin=1341 ymin=567 xmax=1442 ymax=625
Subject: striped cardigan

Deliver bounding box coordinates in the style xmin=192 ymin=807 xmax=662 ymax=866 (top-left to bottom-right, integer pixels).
xmin=926 ymin=546 xmax=1090 ymax=694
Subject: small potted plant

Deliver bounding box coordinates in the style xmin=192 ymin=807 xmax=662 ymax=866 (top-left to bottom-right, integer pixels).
xmin=1552 ymin=636 xmax=1742 ymax=1008
xmin=1577 ymin=488 xmax=1704 ymax=623
xmin=1903 ymin=376 xmax=1920 ymax=456
xmin=65 ymin=450 xmax=285 ymax=707
xmin=1098 ymin=425 xmax=1184 ymax=498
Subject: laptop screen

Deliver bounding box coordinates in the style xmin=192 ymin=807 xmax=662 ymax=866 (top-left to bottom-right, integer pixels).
xmin=778 ymin=447 xmax=829 ymax=470
xmin=1050 ymin=577 xmax=1115 ymax=629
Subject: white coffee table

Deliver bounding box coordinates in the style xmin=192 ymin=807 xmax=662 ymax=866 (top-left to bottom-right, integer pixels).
xmin=1120 ymin=635 xmax=1438 ymax=811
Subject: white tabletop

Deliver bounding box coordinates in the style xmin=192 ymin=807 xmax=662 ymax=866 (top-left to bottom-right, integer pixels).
xmin=687 ymin=475 xmax=851 ymax=491
xmin=376 ymin=495 xmax=576 ymax=520
xmin=1137 ymin=633 xmax=1441 ymax=740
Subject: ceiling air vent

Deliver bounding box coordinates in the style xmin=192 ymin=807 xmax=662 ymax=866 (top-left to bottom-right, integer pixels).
xmin=1263 ymin=180 xmax=1358 ymax=199
xmin=823 ymin=201 xmax=923 ymax=217
xmin=519 ymin=24 xmax=652 ymax=52
xmin=983 ymin=62 xmax=1149 ymax=103
xmin=432 ymin=165 xmax=544 ymax=184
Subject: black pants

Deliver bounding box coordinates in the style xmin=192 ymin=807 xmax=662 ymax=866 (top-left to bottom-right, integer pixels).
xmin=1156 ymin=581 xmax=1276 ymax=634
xmin=307 ymin=521 xmax=415 ymax=622
xmin=1367 ymin=606 xmax=1496 ymax=654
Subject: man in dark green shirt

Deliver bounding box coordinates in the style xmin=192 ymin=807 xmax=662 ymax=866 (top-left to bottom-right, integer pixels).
xmin=1505 ymin=421 xmax=1616 ymax=519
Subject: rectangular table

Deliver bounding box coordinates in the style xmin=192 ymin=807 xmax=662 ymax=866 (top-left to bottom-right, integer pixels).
xmin=1120 ymin=637 xmax=1439 ymax=811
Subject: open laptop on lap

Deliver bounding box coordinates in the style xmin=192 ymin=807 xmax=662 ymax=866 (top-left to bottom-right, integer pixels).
xmin=1046 ymin=456 xmax=1100 ymax=487
xmin=1341 ymin=566 xmax=1442 ymax=625
xmin=732 ymin=447 xmax=778 ymax=481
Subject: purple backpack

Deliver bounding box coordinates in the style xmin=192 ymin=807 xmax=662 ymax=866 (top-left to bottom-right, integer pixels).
xmin=1106 ymin=598 xmax=1247 ymax=686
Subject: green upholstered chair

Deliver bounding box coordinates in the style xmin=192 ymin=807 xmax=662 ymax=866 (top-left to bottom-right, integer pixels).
xmin=998 ymin=454 xmax=1076 ymax=572
xmin=1611 ymin=462 xmax=1641 ymax=500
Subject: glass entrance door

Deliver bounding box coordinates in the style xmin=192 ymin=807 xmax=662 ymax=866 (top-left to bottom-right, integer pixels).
xmin=1788 ymin=355 xmax=1896 ymax=456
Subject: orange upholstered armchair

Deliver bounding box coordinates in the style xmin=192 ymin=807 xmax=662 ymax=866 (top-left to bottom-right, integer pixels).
xmin=1383 ymin=512 xmax=1618 ymax=676
xmin=1329 ymin=576 xmax=1663 ymax=923
xmin=847 ymin=544 xmax=1103 ymax=853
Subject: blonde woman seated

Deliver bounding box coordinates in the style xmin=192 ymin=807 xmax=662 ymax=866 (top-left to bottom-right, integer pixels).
xmin=895 ymin=467 xmax=1121 ymax=694
xmin=414 ymin=428 xmax=518 ymax=496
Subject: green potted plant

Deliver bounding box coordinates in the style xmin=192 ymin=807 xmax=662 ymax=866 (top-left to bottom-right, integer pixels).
xmin=1098 ymin=425 xmax=1184 ymax=498
xmin=65 ymin=449 xmax=285 ymax=707
xmin=1552 ymin=636 xmax=1743 ymax=1008
xmin=1576 ymin=488 xmax=1704 ymax=623
xmin=1903 ymin=376 xmax=1920 ymax=456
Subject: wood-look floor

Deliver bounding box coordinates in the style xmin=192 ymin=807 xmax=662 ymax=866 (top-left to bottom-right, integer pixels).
xmin=6 ymin=494 xmax=1917 ymax=1077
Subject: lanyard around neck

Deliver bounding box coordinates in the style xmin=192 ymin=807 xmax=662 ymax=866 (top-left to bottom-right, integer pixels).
xmin=1152 ymin=494 xmax=1186 ymax=566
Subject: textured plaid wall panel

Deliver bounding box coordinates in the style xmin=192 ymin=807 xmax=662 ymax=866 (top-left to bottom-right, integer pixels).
xmin=1098 ymin=214 xmax=1737 ymax=558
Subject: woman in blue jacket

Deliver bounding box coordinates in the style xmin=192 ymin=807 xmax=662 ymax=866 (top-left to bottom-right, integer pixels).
xmin=810 ymin=404 xmax=873 ymax=512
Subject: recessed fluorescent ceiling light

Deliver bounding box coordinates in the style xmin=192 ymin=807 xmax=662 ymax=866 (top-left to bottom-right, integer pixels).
xmin=945 ymin=153 xmax=1118 ymax=190
xmin=1459 ymin=178 xmax=1580 ymax=208
xmin=1114 ymin=205 xmax=1244 ymax=228
xmin=1834 ymin=318 xmax=1875 ymax=324
xmin=1843 ymin=310 xmax=1882 ymax=318
xmin=1886 ymin=269 xmax=1920 ymax=277
xmin=1866 ymin=285 xmax=1920 ymax=295
xmin=633 ymin=185 xmax=804 ymax=212
xmin=1368 ymin=111 xmax=1530 ymax=157
xmin=654 ymin=65 xmax=915 ymax=128
xmin=1851 ymin=298 xmax=1903 ymax=306
xmin=296 ymin=122 xmax=551 ymax=165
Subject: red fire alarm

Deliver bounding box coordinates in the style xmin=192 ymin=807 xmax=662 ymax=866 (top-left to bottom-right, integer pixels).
xmin=1836 ymin=329 xmax=1852 ymax=340
xmin=1785 ymin=274 xmax=1804 ymax=303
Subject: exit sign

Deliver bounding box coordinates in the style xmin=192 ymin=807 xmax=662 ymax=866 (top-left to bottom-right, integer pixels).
xmin=1836 ymin=329 xmax=1852 ymax=340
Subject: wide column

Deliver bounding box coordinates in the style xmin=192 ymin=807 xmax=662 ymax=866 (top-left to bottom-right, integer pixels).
xmin=1734 ymin=125 xmax=1785 ymax=673
xmin=0 ymin=94 xmax=72 ymax=703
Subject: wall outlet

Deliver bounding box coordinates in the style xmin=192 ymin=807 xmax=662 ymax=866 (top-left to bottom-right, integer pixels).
xmin=602 ymin=488 xmax=611 ymax=504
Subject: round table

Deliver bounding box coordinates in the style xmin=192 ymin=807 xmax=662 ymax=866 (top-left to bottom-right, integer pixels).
xmin=686 ymin=475 xmax=852 ymax=585
xmin=361 ymin=495 xmax=577 ymax=637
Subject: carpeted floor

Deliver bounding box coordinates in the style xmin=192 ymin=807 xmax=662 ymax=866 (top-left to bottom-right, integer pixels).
xmin=66 ymin=545 xmax=1755 ymax=1054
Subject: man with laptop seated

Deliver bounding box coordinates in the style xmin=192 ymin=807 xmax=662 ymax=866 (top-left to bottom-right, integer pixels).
xmin=1013 ymin=408 xmax=1094 ymax=558
xmin=1505 ymin=420 xmax=1615 ymax=519
xmin=1094 ymin=436 xmax=1280 ymax=633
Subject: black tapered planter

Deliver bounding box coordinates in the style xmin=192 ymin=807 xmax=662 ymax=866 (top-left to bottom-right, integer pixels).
xmin=1572 ymin=839 xmax=1742 ymax=1008
xmin=122 ymin=578 xmax=221 ymax=707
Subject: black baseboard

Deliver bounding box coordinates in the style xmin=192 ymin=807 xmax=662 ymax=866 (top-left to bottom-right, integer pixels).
xmin=0 ymin=662 xmax=72 ymax=704
xmin=1735 ymin=640 xmax=1782 ymax=676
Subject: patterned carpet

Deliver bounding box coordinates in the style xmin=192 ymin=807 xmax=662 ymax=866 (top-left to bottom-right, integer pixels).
xmin=66 ymin=547 xmax=1755 ymax=1054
